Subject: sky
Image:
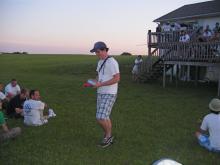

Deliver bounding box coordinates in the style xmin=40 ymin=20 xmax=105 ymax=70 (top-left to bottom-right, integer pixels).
xmin=0 ymin=0 xmax=208 ymax=55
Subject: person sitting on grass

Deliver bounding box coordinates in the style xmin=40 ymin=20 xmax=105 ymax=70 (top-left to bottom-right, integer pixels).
xmin=23 ymin=90 xmax=56 ymax=126
xmin=0 ymin=83 xmax=9 ymax=110
xmin=195 ymin=98 xmax=220 ymax=153
xmin=6 ymin=88 xmax=29 ymax=118
xmin=0 ymin=102 xmax=21 ymax=142
xmin=0 ymin=83 xmax=7 ymax=102
xmin=5 ymin=79 xmax=21 ymax=100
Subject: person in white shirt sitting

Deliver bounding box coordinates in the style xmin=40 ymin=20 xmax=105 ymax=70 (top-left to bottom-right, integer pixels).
xmin=162 ymin=22 xmax=171 ymax=32
xmin=203 ymin=28 xmax=212 ymax=41
xmin=0 ymin=83 xmax=6 ymax=101
xmin=23 ymin=90 xmax=56 ymax=126
xmin=179 ymin=30 xmax=190 ymax=42
xmin=5 ymin=79 xmax=21 ymax=99
xmin=195 ymin=98 xmax=220 ymax=153
xmin=0 ymin=83 xmax=9 ymax=110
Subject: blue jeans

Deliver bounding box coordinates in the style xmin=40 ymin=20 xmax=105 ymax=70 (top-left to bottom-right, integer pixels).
xmin=198 ymin=134 xmax=220 ymax=153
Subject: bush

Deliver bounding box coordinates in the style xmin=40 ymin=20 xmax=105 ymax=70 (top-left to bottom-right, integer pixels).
xmin=120 ymin=52 xmax=132 ymax=56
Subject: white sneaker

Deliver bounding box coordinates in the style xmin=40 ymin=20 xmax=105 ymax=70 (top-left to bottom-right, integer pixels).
xmin=48 ymin=109 xmax=56 ymax=118
xmin=43 ymin=119 xmax=48 ymax=124
xmin=48 ymin=109 xmax=53 ymax=118
xmin=53 ymin=112 xmax=57 ymax=117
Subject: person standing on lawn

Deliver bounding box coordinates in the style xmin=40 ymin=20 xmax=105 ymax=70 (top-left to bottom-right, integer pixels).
xmin=90 ymin=41 xmax=120 ymax=148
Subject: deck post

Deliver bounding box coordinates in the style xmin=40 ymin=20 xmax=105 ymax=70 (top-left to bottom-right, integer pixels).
xmin=178 ymin=65 xmax=181 ymax=80
xmin=176 ymin=64 xmax=179 ymax=87
xmin=218 ymin=66 xmax=220 ymax=97
xmin=163 ymin=64 xmax=166 ymax=88
xmin=195 ymin=66 xmax=198 ymax=86
xmin=170 ymin=65 xmax=173 ymax=83
xmin=148 ymin=30 xmax=152 ymax=69
xmin=187 ymin=65 xmax=190 ymax=81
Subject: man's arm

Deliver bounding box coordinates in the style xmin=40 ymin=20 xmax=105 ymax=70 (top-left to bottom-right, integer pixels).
xmin=195 ymin=128 xmax=208 ymax=138
xmin=15 ymin=108 xmax=23 ymax=114
xmin=94 ymin=73 xmax=120 ymax=88
xmin=5 ymin=86 xmax=12 ymax=98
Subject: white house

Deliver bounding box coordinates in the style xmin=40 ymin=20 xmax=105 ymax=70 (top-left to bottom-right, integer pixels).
xmin=154 ymin=0 xmax=220 ymax=82
xmin=154 ymin=0 xmax=220 ymax=31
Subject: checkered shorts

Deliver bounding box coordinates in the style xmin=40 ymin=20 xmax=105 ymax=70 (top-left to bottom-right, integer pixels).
xmin=96 ymin=94 xmax=117 ymax=120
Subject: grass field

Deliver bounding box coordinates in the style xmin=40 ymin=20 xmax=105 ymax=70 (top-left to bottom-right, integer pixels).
xmin=0 ymin=54 xmax=219 ymax=165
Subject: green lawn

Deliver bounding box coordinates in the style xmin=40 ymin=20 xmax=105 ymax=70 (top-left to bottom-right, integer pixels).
xmin=0 ymin=54 xmax=219 ymax=165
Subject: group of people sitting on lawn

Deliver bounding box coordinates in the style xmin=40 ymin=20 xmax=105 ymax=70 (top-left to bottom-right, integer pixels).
xmin=1 ymin=79 xmax=219 ymax=153
xmin=0 ymin=78 xmax=56 ymax=142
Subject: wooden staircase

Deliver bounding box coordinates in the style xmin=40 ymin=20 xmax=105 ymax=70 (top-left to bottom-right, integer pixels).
xmin=138 ymin=48 xmax=173 ymax=82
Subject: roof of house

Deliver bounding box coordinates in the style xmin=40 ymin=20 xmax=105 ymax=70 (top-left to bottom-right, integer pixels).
xmin=154 ymin=0 xmax=220 ymax=22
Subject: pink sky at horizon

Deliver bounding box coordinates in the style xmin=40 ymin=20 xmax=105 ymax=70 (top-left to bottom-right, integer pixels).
xmin=0 ymin=0 xmax=208 ymax=55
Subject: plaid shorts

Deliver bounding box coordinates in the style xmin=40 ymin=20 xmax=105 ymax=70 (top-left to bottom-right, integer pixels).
xmin=96 ymin=94 xmax=117 ymax=120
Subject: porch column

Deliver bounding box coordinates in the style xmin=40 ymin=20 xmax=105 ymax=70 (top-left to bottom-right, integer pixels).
xmin=163 ymin=64 xmax=166 ymax=88
xmin=170 ymin=65 xmax=173 ymax=83
xmin=176 ymin=64 xmax=179 ymax=87
xmin=187 ymin=65 xmax=190 ymax=81
xmin=148 ymin=30 xmax=152 ymax=69
xmin=218 ymin=66 xmax=220 ymax=96
xmin=178 ymin=64 xmax=182 ymax=80
xmin=195 ymin=66 xmax=198 ymax=86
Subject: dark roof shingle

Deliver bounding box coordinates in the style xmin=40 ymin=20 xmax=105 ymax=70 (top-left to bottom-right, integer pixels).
xmin=154 ymin=0 xmax=220 ymax=22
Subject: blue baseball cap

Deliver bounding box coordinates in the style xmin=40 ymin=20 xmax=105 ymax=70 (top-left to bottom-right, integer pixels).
xmin=90 ymin=41 xmax=108 ymax=53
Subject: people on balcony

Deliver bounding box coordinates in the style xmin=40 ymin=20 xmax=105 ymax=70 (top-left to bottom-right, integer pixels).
xmin=213 ymin=22 xmax=220 ymax=34
xmin=156 ymin=24 xmax=161 ymax=33
xmin=179 ymin=30 xmax=190 ymax=42
xmin=202 ymin=28 xmax=212 ymax=42
xmin=154 ymin=22 xmax=219 ymax=44
xmin=211 ymin=22 xmax=220 ymax=42
xmin=162 ymin=22 xmax=171 ymax=32
xmin=205 ymin=25 xmax=212 ymax=33
xmin=174 ymin=22 xmax=181 ymax=31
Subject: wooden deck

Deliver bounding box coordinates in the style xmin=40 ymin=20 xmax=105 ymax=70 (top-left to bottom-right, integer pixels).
xmin=139 ymin=30 xmax=220 ymax=96
xmin=147 ymin=30 xmax=220 ymax=63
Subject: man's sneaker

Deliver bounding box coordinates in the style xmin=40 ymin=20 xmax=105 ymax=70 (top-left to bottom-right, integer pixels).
xmin=99 ymin=136 xmax=114 ymax=148
xmin=0 ymin=127 xmax=21 ymax=142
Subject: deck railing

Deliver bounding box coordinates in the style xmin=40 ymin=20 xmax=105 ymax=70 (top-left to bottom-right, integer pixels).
xmin=157 ymin=41 xmax=220 ymax=62
xmin=148 ymin=30 xmax=196 ymax=46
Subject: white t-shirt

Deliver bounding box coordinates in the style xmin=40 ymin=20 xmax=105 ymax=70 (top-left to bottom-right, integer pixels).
xmin=200 ymin=113 xmax=220 ymax=150
xmin=0 ymin=91 xmax=6 ymax=101
xmin=132 ymin=59 xmax=143 ymax=74
xmin=23 ymin=99 xmax=45 ymax=126
xmin=96 ymin=57 xmax=119 ymax=94
xmin=134 ymin=59 xmax=143 ymax=65
xmin=179 ymin=34 xmax=190 ymax=42
xmin=5 ymin=83 xmax=21 ymax=97
xmin=162 ymin=24 xmax=171 ymax=32
xmin=203 ymin=31 xmax=212 ymax=38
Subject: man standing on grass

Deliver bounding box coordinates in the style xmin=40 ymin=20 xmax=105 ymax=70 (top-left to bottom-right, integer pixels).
xmin=90 ymin=41 xmax=120 ymax=148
